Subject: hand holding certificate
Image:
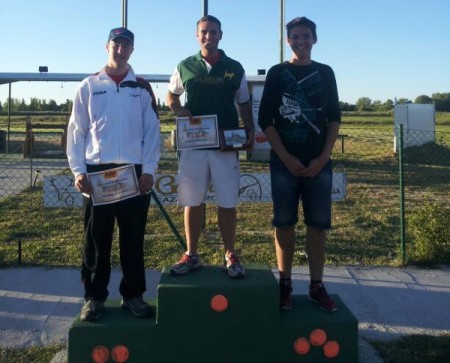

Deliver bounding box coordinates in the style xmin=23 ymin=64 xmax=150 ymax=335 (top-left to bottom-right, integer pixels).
xmin=87 ymin=165 xmax=140 ymax=205
xmin=176 ymin=115 xmax=220 ymax=150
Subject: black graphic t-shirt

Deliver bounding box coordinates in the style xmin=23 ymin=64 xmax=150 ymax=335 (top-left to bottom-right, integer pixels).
xmin=258 ymin=61 xmax=341 ymax=165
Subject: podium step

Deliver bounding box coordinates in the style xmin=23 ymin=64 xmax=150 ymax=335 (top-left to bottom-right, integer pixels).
xmin=68 ymin=265 xmax=358 ymax=362
xmin=68 ymin=299 xmax=160 ymax=362
xmin=157 ymin=264 xmax=279 ymax=325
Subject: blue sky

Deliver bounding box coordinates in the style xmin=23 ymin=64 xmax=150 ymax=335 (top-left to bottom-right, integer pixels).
xmin=1 ymin=0 xmax=449 ymax=106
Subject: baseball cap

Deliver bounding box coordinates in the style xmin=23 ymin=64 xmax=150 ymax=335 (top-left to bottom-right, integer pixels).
xmin=108 ymin=27 xmax=134 ymax=45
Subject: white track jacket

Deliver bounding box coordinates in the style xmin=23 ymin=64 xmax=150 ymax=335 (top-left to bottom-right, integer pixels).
xmin=67 ymin=66 xmax=160 ymax=177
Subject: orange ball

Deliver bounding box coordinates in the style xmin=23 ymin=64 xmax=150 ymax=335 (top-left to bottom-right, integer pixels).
xmin=91 ymin=345 xmax=109 ymax=363
xmin=309 ymin=328 xmax=327 ymax=346
xmin=293 ymin=337 xmax=311 ymax=355
xmin=323 ymin=340 xmax=340 ymax=358
xmin=210 ymin=294 xmax=228 ymax=312
xmin=111 ymin=344 xmax=129 ymax=363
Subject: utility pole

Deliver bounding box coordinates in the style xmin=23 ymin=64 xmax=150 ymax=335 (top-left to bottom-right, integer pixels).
xmin=122 ymin=0 xmax=128 ymax=28
xmin=280 ymin=0 xmax=285 ymax=63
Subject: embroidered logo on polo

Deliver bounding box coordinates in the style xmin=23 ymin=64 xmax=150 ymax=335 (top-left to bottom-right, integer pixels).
xmin=194 ymin=75 xmax=224 ymax=85
xmin=193 ymin=71 xmax=234 ymax=83
xmin=93 ymin=90 xmax=107 ymax=96
xmin=224 ymin=70 xmax=234 ymax=80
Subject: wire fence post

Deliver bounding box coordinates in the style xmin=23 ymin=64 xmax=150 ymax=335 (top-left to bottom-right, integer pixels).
xmin=398 ymin=124 xmax=406 ymax=265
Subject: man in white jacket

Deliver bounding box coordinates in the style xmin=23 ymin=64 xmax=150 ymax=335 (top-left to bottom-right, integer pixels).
xmin=67 ymin=27 xmax=160 ymax=322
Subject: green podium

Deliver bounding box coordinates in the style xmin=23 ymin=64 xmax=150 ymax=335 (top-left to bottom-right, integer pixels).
xmin=69 ymin=265 xmax=358 ymax=362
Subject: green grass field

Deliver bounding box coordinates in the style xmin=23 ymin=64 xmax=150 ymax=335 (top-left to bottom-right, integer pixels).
xmin=1 ymin=111 xmax=449 ymax=269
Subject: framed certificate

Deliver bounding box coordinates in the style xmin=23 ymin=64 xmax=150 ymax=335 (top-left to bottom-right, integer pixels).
xmin=87 ymin=165 xmax=140 ymax=206
xmin=176 ymin=115 xmax=219 ymax=150
xmin=219 ymin=127 xmax=251 ymax=151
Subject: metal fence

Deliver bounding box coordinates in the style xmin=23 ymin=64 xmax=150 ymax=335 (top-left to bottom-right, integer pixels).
xmin=0 ymin=123 xmax=449 ymax=267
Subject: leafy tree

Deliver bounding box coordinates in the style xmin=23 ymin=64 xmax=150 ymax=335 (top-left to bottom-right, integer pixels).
xmin=47 ymin=99 xmax=58 ymax=111
xmin=17 ymin=99 xmax=28 ymax=111
xmin=61 ymin=99 xmax=73 ymax=113
xmin=414 ymin=95 xmax=433 ymax=104
xmin=432 ymin=92 xmax=450 ymax=100
xmin=339 ymin=101 xmax=355 ymax=111
xmin=395 ymin=98 xmax=411 ymax=105
xmin=29 ymin=97 xmax=41 ymax=111
xmin=379 ymin=99 xmax=394 ymax=111
xmin=434 ymin=99 xmax=450 ymax=112
xmin=356 ymin=97 xmax=373 ymax=111
xmin=38 ymin=99 xmax=48 ymax=111
xmin=372 ymin=100 xmax=382 ymax=110
xmin=432 ymin=93 xmax=450 ymax=112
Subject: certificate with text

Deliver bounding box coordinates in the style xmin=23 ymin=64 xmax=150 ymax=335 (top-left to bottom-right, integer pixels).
xmin=176 ymin=115 xmax=220 ymax=150
xmin=87 ymin=165 xmax=139 ymax=206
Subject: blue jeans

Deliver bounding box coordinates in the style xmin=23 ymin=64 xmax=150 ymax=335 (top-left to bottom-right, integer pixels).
xmin=270 ymin=154 xmax=332 ymax=229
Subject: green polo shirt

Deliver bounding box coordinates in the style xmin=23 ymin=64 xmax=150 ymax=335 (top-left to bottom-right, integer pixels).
xmin=177 ymin=50 xmax=245 ymax=128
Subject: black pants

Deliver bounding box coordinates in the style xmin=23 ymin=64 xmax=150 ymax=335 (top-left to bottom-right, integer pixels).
xmin=81 ymin=164 xmax=151 ymax=301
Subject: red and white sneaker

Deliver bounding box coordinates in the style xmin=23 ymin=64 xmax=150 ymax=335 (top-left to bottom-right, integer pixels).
xmin=224 ymin=252 xmax=245 ymax=278
xmin=309 ymin=283 xmax=338 ymax=312
xmin=170 ymin=253 xmax=201 ymax=275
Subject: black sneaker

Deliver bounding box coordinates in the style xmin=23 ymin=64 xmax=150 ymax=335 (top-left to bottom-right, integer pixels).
xmin=121 ymin=297 xmax=153 ymax=318
xmin=280 ymin=281 xmax=293 ymax=311
xmin=80 ymin=299 xmax=104 ymax=322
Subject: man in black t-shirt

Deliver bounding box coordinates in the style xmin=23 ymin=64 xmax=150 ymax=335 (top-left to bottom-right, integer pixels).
xmin=258 ymin=17 xmax=341 ymax=312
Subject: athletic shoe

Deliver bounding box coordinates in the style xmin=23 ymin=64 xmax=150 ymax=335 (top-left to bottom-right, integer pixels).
xmin=280 ymin=282 xmax=293 ymax=311
xmin=170 ymin=253 xmax=201 ymax=275
xmin=224 ymin=252 xmax=245 ymax=278
xmin=309 ymin=283 xmax=338 ymax=312
xmin=80 ymin=299 xmax=104 ymax=322
xmin=121 ymin=297 xmax=153 ymax=318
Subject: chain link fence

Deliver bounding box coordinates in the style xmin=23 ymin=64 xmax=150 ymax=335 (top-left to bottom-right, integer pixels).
xmin=1 ymin=120 xmax=449 ymax=267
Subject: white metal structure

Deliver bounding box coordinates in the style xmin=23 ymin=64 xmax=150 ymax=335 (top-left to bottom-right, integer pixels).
xmin=394 ymin=103 xmax=436 ymax=151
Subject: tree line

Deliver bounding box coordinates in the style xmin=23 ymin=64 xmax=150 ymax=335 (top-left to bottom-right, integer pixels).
xmin=1 ymin=92 xmax=450 ymax=113
xmin=0 ymin=98 xmax=73 ymax=113
xmin=0 ymin=97 xmax=171 ymax=113
xmin=340 ymin=93 xmax=450 ymax=112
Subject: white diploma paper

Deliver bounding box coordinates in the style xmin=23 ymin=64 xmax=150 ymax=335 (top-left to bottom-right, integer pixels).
xmin=87 ymin=165 xmax=140 ymax=206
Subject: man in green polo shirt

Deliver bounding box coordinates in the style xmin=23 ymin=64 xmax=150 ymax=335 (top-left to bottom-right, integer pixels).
xmin=166 ymin=15 xmax=254 ymax=278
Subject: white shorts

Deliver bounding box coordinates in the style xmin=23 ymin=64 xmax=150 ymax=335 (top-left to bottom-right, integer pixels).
xmin=177 ymin=149 xmax=240 ymax=208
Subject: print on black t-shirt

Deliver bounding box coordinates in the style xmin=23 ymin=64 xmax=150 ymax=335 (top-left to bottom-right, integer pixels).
xmin=278 ymin=68 xmax=324 ymax=157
